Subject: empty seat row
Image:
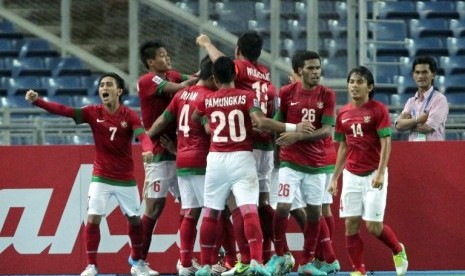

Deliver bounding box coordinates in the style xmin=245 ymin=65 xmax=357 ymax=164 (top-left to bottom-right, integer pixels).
xmin=0 ymin=56 xmax=91 ymax=77
xmin=0 ymin=75 xmax=100 ymax=96
xmin=378 ymin=1 xmax=465 ymax=20
xmin=0 ymin=38 xmax=58 ymax=58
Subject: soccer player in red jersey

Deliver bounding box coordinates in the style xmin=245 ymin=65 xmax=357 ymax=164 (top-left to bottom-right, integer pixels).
xmin=137 ymin=40 xmax=198 ymax=273
xmin=146 ymin=57 xmax=217 ymax=276
xmin=328 ymin=66 xmax=408 ymax=276
xmin=196 ymin=31 xmax=277 ymax=268
xmin=286 ymin=51 xmax=340 ymax=274
xmin=25 ymin=73 xmax=154 ymax=276
xmin=191 ymin=56 xmax=313 ymax=276
xmin=268 ymin=51 xmax=336 ymax=276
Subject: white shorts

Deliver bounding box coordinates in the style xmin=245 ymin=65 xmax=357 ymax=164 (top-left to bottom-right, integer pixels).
xmin=270 ymin=168 xmax=305 ymax=211
xmin=277 ymin=167 xmax=325 ymax=206
xmin=87 ymin=182 xmax=141 ymax=217
xmin=253 ymin=149 xmax=274 ymax=193
xmin=204 ymin=151 xmax=259 ymax=210
xmin=178 ymin=175 xmax=205 ymax=209
xmin=339 ymin=169 xmax=389 ymax=222
xmin=143 ymin=161 xmax=180 ymax=199
xmin=322 ymin=172 xmax=334 ymax=205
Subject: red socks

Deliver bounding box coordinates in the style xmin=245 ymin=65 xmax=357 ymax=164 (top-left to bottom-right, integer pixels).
xmin=141 ymin=215 xmax=156 ymax=259
xmin=128 ymin=222 xmax=144 ymax=261
xmin=85 ymin=222 xmax=100 ymax=266
xmin=377 ymin=224 xmax=402 ymax=254
xmin=180 ymin=216 xmax=198 ymax=267
xmin=346 ymin=233 xmax=366 ymax=274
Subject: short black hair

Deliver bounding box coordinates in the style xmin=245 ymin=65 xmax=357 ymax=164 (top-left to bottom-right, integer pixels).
xmin=237 ymin=31 xmax=262 ymax=62
xmin=139 ymin=40 xmax=165 ymax=69
xmin=291 ymin=50 xmax=321 ymax=73
xmin=199 ymin=56 xmax=213 ymax=81
xmin=412 ymin=56 xmax=437 ymax=74
xmin=347 ymin=66 xmax=375 ymax=99
xmin=98 ymin=72 xmax=126 ymax=101
xmin=213 ymin=56 xmax=236 ymax=84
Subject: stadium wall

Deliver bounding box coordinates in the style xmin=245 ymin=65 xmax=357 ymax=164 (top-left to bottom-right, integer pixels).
xmin=0 ymin=142 xmax=464 ymax=274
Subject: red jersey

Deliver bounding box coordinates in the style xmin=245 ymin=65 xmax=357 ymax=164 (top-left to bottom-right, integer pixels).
xmin=196 ymin=88 xmax=260 ymax=152
xmin=275 ymin=82 xmax=336 ymax=172
xmin=234 ymin=59 xmax=275 ymax=150
xmin=76 ymin=104 xmax=145 ymax=184
xmin=334 ymin=99 xmax=392 ymax=175
xmin=137 ymin=70 xmax=184 ymax=161
xmin=323 ymin=136 xmax=337 ymax=169
xmin=163 ymin=84 xmax=214 ymax=175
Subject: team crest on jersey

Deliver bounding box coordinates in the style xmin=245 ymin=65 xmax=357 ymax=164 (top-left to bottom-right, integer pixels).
xmin=120 ymin=121 xmax=128 ymax=128
xmin=316 ymin=102 xmax=324 ymax=109
xmin=364 ymin=116 xmax=371 ymax=123
xmin=152 ymin=75 xmax=164 ymax=85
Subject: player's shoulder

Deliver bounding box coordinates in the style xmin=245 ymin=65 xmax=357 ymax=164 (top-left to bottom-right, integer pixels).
xmin=280 ymin=82 xmax=299 ymax=95
xmin=337 ymin=103 xmax=352 ymax=114
xmin=166 ymin=70 xmax=182 ymax=80
xmin=319 ymin=85 xmax=336 ymax=95
xmin=138 ymin=72 xmax=154 ymax=83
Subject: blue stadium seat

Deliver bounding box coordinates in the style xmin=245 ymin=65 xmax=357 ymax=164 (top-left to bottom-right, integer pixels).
xmin=394 ymin=75 xmax=417 ymax=94
xmin=81 ymin=75 xmax=100 ymax=95
xmin=0 ymin=95 xmax=33 ymax=108
xmin=335 ymin=1 xmax=348 ymax=20
xmin=450 ymin=19 xmax=465 ymax=37
xmin=67 ymin=135 xmax=94 ymax=145
xmin=175 ymin=0 xmax=199 ymax=15
xmin=319 ymin=1 xmax=338 ymax=19
xmin=322 ymin=56 xmax=347 ymax=78
xmin=0 ymin=19 xmax=23 ymax=39
xmin=378 ymin=1 xmax=419 ymax=19
xmin=43 ymin=136 xmax=67 ymax=145
xmin=328 ymin=18 xmax=347 ymax=38
xmin=0 ymin=58 xmax=11 ymax=78
xmin=254 ymin=2 xmax=269 ymax=21
xmin=18 ymin=38 xmax=58 ymax=58
xmin=248 ymin=19 xmax=270 ymax=36
xmin=406 ymin=38 xmax=448 ymax=57
xmin=42 ymin=76 xmax=86 ymax=96
xmin=368 ymin=41 xmax=408 ymax=58
xmin=324 ymin=38 xmax=348 ymax=58
xmin=439 ymin=56 xmax=465 ymax=75
xmin=444 ymin=74 xmax=465 ymax=93
xmin=447 ymin=37 xmax=465 ymax=56
xmin=6 ymin=76 xmax=46 ymax=96
xmin=73 ymin=95 xmax=100 ymax=106
xmin=123 ymin=95 xmax=140 ymax=108
xmin=446 ymin=92 xmax=465 ymax=105
xmin=399 ymin=56 xmax=412 ymax=76
xmin=215 ymin=1 xmax=255 ymax=22
xmin=369 ymin=21 xmax=408 ymax=41
xmin=371 ymin=64 xmax=399 ymax=84
xmin=416 ymin=1 xmax=459 ymax=19
xmin=10 ymin=57 xmax=51 ymax=77
xmin=445 ymin=132 xmax=460 ymax=140
xmin=374 ymin=93 xmax=390 ymax=105
xmin=0 ymin=39 xmax=19 ymax=57
xmin=51 ymin=57 xmax=90 ymax=76
xmin=409 ymin=19 xmax=452 ymax=38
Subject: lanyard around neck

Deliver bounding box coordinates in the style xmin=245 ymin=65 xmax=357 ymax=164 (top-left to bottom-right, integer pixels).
xmin=412 ymin=90 xmax=435 ymax=117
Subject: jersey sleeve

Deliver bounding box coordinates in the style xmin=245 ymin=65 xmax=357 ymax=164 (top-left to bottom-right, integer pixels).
xmin=321 ymin=89 xmax=336 ymax=126
xmin=163 ymin=94 xmax=179 ymax=122
xmin=247 ymin=91 xmax=262 ymax=114
xmin=333 ymin=110 xmax=346 ymax=142
xmin=376 ymin=103 xmax=392 ymax=138
xmin=273 ymin=86 xmax=288 ymax=121
xmin=196 ymin=96 xmax=206 ymax=117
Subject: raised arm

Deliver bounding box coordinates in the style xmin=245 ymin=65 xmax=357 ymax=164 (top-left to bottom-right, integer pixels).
xmin=146 ymin=113 xmax=171 ymax=138
xmin=196 ymin=34 xmax=225 ymax=62
xmin=25 ymin=89 xmax=75 ymax=118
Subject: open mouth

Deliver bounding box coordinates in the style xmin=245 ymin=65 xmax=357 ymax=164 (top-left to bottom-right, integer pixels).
xmin=102 ymin=92 xmax=109 ymax=99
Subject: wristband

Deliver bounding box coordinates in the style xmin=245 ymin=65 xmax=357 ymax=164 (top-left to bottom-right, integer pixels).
xmin=285 ymin=123 xmax=297 ymax=132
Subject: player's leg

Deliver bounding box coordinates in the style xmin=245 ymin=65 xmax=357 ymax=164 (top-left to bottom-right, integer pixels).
xmin=254 ymin=149 xmax=275 ymax=264
xmin=296 ymin=173 xmax=325 ymax=276
xmin=315 ymin=172 xmax=340 ymax=274
xmin=362 ymin=170 xmax=407 ymax=276
xmin=141 ymin=161 xmax=176 ymax=257
xmin=178 ymin=175 xmax=204 ymax=276
xmin=81 ymin=182 xmax=111 ymax=276
xmin=231 ymin=151 xmax=270 ymax=276
xmin=340 ymin=169 xmax=366 ymax=276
